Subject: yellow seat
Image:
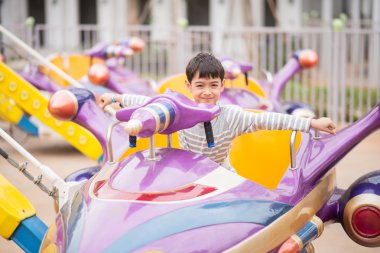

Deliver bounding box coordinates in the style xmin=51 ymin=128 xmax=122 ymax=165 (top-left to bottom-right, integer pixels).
xmin=158 ymin=74 xmax=192 ymax=98
xmin=230 ymin=129 xmax=301 ymax=190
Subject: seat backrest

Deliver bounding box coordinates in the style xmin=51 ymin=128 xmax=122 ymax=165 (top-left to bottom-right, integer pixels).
xmin=158 ymin=73 xmax=192 ymax=98
xmin=229 ymin=127 xmax=301 ymax=190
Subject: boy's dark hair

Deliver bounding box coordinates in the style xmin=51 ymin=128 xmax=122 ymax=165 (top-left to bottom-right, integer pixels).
xmin=186 ymin=52 xmax=225 ymax=83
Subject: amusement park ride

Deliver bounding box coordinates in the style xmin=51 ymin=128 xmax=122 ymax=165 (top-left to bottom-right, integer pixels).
xmin=0 ymin=25 xmax=379 ymax=252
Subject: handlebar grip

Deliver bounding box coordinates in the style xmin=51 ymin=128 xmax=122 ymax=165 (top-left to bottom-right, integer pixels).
xmin=204 ymin=122 xmax=215 ymax=148
xmin=129 ymin=135 xmax=137 ymax=148
xmin=105 ymin=45 xmax=133 ymax=58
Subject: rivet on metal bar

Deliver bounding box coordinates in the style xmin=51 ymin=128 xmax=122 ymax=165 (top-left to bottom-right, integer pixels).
xmin=48 ymin=187 xmax=58 ymax=198
xmin=290 ymin=130 xmax=297 ymax=170
xmin=34 ymin=174 xmax=42 ymax=185
xmin=19 ymin=161 xmax=28 ymax=172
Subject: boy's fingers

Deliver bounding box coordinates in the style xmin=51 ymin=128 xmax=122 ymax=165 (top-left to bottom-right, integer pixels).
xmin=327 ymin=127 xmax=336 ymax=135
xmin=328 ymin=124 xmax=336 ymax=131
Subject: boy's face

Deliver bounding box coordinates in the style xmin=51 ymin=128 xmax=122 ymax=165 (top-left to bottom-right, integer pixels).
xmin=186 ymin=72 xmax=225 ymax=104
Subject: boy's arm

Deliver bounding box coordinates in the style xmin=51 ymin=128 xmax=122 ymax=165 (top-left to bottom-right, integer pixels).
xmin=248 ymin=112 xmax=311 ymax=132
xmin=99 ymin=93 xmax=150 ymax=110
xmin=227 ymin=107 xmax=312 ymax=136
xmin=227 ymin=106 xmax=336 ymax=136
xmin=237 ymin=110 xmax=336 ymax=135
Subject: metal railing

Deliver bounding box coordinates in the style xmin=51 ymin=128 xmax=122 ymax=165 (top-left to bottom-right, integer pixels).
xmin=2 ymin=24 xmax=380 ymax=125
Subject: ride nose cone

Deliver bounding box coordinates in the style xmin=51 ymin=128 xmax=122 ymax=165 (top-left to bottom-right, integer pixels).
xmin=48 ymin=90 xmax=78 ymax=120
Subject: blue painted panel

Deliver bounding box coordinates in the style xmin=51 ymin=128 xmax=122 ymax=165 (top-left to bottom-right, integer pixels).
xmin=11 ymin=215 xmax=48 ymax=253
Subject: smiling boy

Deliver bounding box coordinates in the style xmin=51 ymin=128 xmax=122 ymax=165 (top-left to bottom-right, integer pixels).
xmin=99 ymin=52 xmax=336 ymax=171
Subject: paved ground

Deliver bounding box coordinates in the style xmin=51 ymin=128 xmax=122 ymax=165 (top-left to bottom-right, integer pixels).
xmin=0 ymin=125 xmax=379 ymax=252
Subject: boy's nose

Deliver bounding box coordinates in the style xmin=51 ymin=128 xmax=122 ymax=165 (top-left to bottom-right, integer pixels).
xmin=203 ymin=88 xmax=212 ymax=95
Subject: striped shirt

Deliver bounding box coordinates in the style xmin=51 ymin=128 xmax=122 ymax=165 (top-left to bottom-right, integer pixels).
xmin=121 ymin=94 xmax=311 ymax=171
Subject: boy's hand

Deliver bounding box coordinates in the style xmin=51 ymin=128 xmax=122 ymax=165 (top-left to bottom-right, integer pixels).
xmin=310 ymin=117 xmax=337 ymax=135
xmin=99 ymin=93 xmax=117 ymax=110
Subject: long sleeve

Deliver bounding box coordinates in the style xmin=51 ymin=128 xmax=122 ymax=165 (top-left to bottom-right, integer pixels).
xmin=225 ymin=105 xmax=311 ymax=137
xmin=121 ymin=94 xmax=150 ymax=107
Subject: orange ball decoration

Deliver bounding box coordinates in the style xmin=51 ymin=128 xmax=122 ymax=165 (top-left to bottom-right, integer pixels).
xmin=48 ymin=90 xmax=78 ymax=121
xmin=88 ymin=63 xmax=110 ymax=86
xmin=298 ymin=49 xmax=319 ymax=69
xmin=128 ymin=37 xmax=145 ymax=52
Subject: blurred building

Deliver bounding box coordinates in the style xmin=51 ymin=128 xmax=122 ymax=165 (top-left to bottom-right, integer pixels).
xmin=1 ymin=0 xmax=379 ymax=49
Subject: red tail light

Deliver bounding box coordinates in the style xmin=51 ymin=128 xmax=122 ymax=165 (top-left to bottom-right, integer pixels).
xmin=352 ymin=206 xmax=380 ymax=238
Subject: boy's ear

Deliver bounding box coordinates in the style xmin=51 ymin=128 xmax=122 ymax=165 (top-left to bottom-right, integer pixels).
xmin=221 ymin=79 xmax=225 ymax=92
xmin=185 ymin=79 xmax=191 ymax=89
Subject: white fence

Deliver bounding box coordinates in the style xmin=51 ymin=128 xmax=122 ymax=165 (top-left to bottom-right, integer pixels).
xmin=3 ymin=25 xmax=380 ymax=125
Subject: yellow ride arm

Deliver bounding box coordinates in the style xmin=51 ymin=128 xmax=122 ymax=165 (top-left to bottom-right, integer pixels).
xmin=0 ymin=93 xmax=24 ymax=124
xmin=0 ymin=62 xmax=103 ymax=161
xmin=0 ymin=174 xmax=36 ymax=239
